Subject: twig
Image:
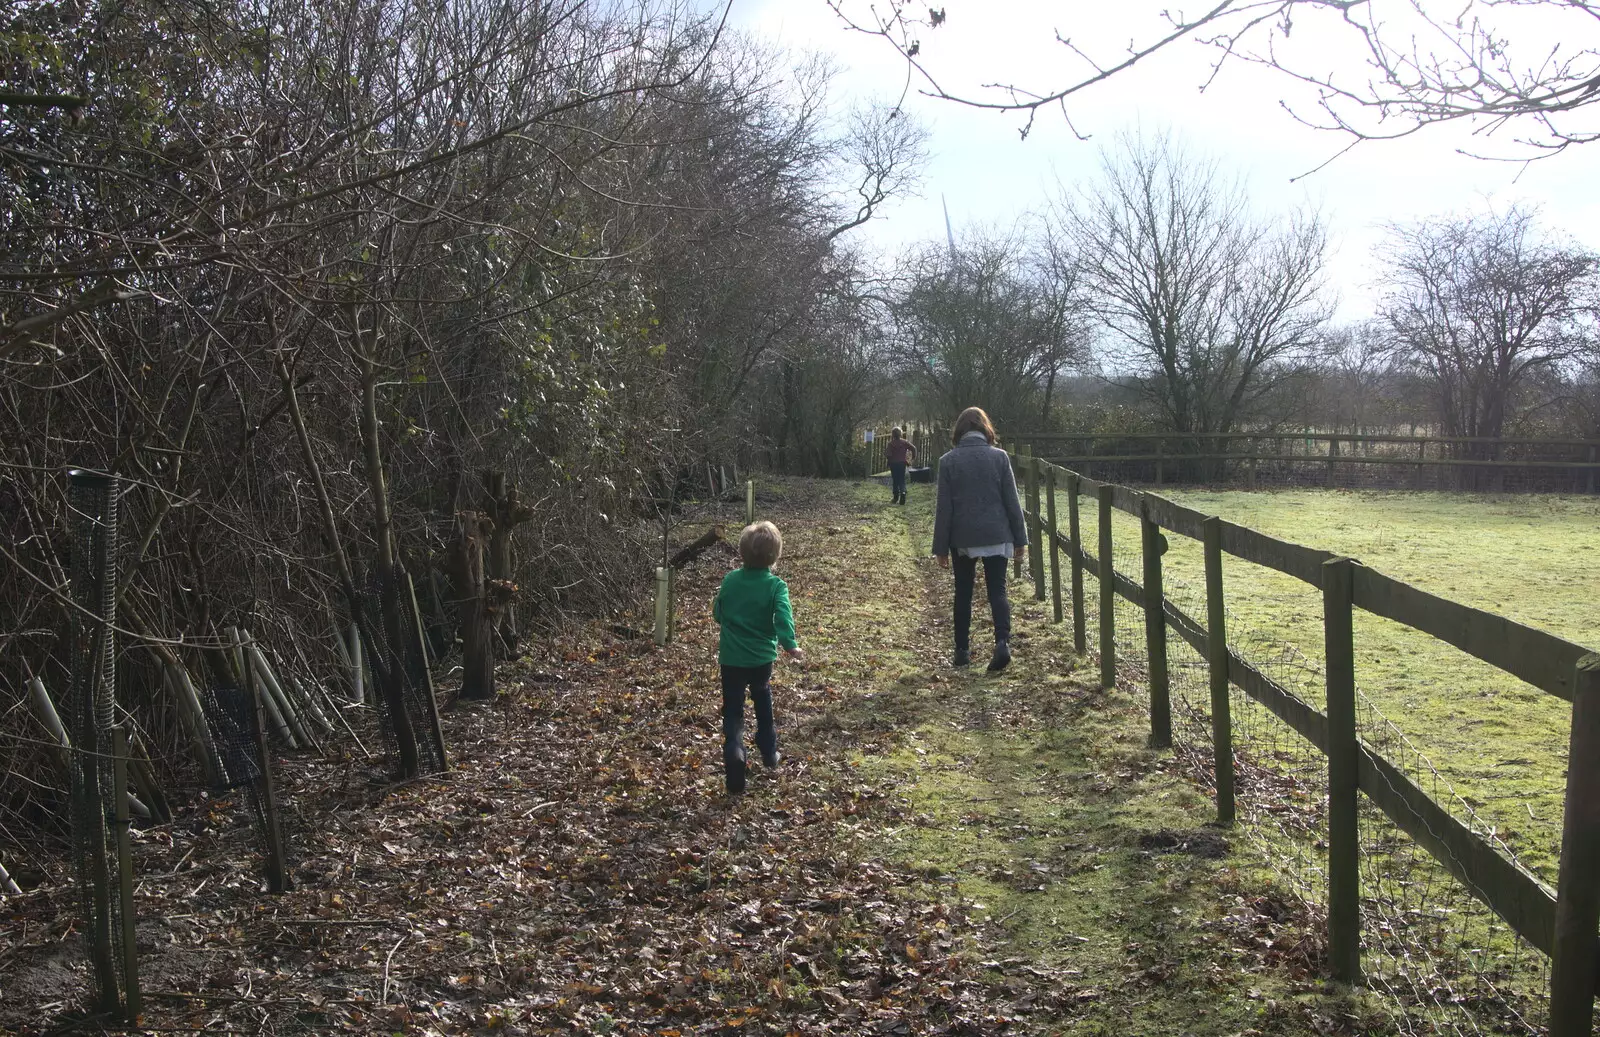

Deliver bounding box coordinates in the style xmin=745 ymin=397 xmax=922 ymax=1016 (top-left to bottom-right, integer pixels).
xmin=382 ymin=936 xmax=406 ymax=1004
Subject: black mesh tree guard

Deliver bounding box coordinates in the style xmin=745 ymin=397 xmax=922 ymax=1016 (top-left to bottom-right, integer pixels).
xmin=64 ymin=469 xmax=131 ymax=1017
xmin=354 ymin=568 xmax=446 ymax=775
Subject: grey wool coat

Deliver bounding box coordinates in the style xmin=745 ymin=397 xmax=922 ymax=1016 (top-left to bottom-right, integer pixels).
xmin=931 ymin=432 xmax=1029 ymax=558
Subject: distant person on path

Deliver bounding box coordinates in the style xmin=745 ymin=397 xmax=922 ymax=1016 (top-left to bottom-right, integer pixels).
xmin=712 ymin=521 xmax=804 ymax=794
xmin=932 ymin=407 xmax=1026 ymax=672
xmin=886 ymin=427 xmax=917 ymax=505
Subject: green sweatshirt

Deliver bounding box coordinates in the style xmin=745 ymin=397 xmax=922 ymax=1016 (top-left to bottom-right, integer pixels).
xmin=712 ymin=566 xmax=798 ymax=667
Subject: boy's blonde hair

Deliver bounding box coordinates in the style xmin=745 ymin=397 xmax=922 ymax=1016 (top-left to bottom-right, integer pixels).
xmin=738 ymin=521 xmax=783 ymax=569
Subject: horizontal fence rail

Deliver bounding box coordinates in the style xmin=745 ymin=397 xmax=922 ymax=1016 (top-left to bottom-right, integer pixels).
xmin=1010 ymin=450 xmax=1600 ymax=1034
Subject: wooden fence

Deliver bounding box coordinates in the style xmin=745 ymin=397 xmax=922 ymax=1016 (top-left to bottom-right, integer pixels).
xmin=1012 ymin=431 xmax=1600 ymax=493
xmin=1007 ymin=447 xmax=1600 ymax=1034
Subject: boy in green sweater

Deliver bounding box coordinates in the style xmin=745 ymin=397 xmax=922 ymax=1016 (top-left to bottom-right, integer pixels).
xmin=712 ymin=521 xmax=804 ymax=794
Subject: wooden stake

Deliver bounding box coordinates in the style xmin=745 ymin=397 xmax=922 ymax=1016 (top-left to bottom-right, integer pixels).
xmin=243 ymin=643 xmax=289 ymax=893
xmin=111 ymin=727 xmax=141 ymax=1021
xmin=0 ymin=856 xmax=21 ymax=895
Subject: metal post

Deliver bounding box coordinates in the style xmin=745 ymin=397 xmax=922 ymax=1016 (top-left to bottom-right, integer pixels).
xmin=1046 ymin=465 xmax=1063 ymax=624
xmin=1549 ymin=654 xmax=1600 ymax=1037
xmin=1140 ymin=498 xmax=1171 ymax=748
xmin=1322 ymin=556 xmax=1361 ymax=985
xmin=745 ymin=480 xmax=755 ymax=525
xmin=1203 ymin=517 xmax=1234 ymax=825
xmin=1098 ymin=485 xmax=1116 ymax=690
xmin=1067 ymin=473 xmax=1086 ymax=652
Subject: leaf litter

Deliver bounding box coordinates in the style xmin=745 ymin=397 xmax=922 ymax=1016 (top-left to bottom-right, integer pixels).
xmin=0 ymin=479 xmax=1386 ymax=1036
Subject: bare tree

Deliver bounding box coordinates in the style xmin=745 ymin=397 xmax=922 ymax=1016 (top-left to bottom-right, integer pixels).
xmin=828 ymin=0 xmax=1600 ymax=155
xmin=1055 ymin=133 xmax=1331 ymax=447
xmin=1377 ymin=206 xmax=1600 ymax=456
xmin=888 ymin=226 xmax=1088 ymax=431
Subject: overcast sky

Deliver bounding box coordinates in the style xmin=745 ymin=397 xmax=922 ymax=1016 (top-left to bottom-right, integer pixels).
xmin=716 ymin=0 xmax=1600 ymax=321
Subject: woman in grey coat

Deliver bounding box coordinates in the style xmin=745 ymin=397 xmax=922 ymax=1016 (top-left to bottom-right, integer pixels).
xmin=931 ymin=407 xmax=1027 ymax=672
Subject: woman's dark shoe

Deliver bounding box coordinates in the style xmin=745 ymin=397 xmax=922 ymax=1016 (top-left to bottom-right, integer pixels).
xmin=986 ymin=640 xmax=1012 ymax=673
xmin=725 ymin=751 xmax=747 ymax=794
xmin=953 ymin=650 xmax=971 ymax=667
xmin=762 ymin=751 xmax=781 ymax=770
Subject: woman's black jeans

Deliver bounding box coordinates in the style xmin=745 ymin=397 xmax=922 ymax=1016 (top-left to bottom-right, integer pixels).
xmin=889 ymin=461 xmax=907 ymax=499
xmin=952 ymin=554 xmax=1011 ymax=656
xmin=721 ymin=663 xmax=776 ymax=765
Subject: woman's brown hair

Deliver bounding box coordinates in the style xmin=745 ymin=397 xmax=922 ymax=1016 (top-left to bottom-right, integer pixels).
xmin=951 ymin=406 xmax=997 ymax=446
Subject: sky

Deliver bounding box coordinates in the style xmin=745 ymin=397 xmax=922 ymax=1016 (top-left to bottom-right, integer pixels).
xmin=713 ymin=0 xmax=1600 ymax=321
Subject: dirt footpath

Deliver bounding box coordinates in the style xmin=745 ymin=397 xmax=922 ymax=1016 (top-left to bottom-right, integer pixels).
xmin=0 ymin=478 xmax=1385 ymax=1036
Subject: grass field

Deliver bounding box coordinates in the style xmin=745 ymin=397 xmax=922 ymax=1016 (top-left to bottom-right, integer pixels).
xmin=1070 ymin=487 xmax=1600 ymax=883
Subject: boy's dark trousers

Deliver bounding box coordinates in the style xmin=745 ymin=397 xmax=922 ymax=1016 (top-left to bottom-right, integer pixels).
xmin=721 ymin=662 xmax=777 ymax=777
xmin=889 ymin=461 xmax=908 ymax=502
xmin=952 ymin=554 xmax=1011 ymax=657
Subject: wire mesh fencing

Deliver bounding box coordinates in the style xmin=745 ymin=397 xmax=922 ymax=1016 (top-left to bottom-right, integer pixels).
xmin=1026 ymin=433 xmax=1600 ymax=496
xmin=1033 ymin=468 xmax=1593 ymax=1036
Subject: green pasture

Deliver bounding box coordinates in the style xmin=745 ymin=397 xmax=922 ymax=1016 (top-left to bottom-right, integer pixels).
xmin=1063 ymin=486 xmax=1599 ymax=883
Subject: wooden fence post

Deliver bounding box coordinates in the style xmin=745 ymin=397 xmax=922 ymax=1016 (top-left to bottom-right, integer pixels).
xmin=1549 ymin=654 xmax=1600 ymax=1037
xmin=1326 ymin=436 xmax=1340 ymax=488
xmin=1067 ymin=473 xmax=1086 ymax=653
xmin=1098 ymin=485 xmax=1116 ymax=690
xmin=1028 ymin=456 xmax=1045 ymax=601
xmin=1203 ymin=517 xmax=1235 ymax=825
xmin=1322 ymin=556 xmax=1361 ymax=985
xmin=1046 ymin=465 xmax=1063 ymax=624
xmin=1155 ymin=439 xmax=1164 ymax=485
xmin=1587 ymin=446 xmax=1596 ymax=496
xmin=1140 ymin=497 xmax=1172 ymax=748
